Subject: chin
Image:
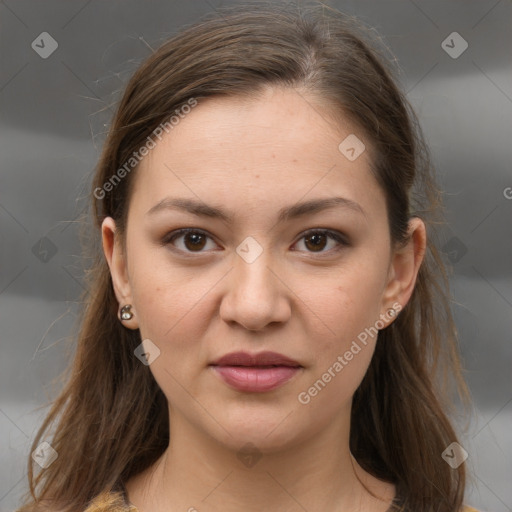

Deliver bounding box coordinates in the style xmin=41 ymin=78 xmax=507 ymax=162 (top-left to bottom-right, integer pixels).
xmin=205 ymin=404 xmax=306 ymax=453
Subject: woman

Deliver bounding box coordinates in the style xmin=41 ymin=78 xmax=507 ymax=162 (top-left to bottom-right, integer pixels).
xmin=17 ymin=2 xmax=479 ymax=511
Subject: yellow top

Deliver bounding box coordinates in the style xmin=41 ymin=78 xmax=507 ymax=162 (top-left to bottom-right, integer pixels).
xmin=84 ymin=490 xmax=137 ymax=511
xmin=83 ymin=489 xmax=482 ymax=512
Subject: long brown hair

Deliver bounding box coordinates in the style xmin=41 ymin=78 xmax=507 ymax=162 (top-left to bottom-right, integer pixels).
xmin=18 ymin=2 xmax=471 ymax=511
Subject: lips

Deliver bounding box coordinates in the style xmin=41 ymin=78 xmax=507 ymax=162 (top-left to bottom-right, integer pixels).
xmin=210 ymin=351 xmax=302 ymax=368
xmin=209 ymin=351 xmax=302 ymax=392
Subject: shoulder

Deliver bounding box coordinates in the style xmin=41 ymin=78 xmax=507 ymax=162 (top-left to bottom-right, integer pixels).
xmin=461 ymin=506 xmax=482 ymax=512
xmin=83 ymin=489 xmax=138 ymax=512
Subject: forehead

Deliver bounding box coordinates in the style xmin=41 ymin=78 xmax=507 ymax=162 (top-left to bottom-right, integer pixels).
xmin=129 ymin=87 xmax=384 ymax=222
xmin=147 ymin=87 xmax=359 ymax=161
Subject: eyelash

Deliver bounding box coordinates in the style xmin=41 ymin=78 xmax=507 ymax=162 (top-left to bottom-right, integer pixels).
xmin=161 ymin=228 xmax=349 ymax=256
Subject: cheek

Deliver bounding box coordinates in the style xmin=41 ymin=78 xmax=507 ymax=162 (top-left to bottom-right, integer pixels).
xmin=134 ymin=279 xmax=206 ymax=346
xmin=131 ymin=275 xmax=210 ymax=400
xmin=296 ymin=341 xmax=375 ymax=430
xmin=127 ymin=239 xmax=203 ymax=330
xmin=129 ymin=260 xmax=226 ymax=389
xmin=297 ymin=270 xmax=383 ymax=414
xmin=329 ymin=259 xmax=386 ymax=338
xmin=304 ymin=254 xmax=386 ymax=384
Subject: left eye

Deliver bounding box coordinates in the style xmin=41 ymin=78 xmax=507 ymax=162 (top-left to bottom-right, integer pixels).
xmin=162 ymin=228 xmax=347 ymax=254
xmin=293 ymin=229 xmax=347 ymax=253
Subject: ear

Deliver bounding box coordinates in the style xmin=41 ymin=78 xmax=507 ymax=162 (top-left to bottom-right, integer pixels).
xmin=101 ymin=216 xmax=139 ymax=329
xmin=380 ymin=217 xmax=427 ymax=322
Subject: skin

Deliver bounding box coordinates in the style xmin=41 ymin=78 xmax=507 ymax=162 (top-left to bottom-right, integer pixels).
xmin=102 ymin=86 xmax=426 ymax=512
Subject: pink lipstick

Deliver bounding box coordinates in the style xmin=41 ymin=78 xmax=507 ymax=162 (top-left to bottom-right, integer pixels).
xmin=209 ymin=351 xmax=302 ymax=392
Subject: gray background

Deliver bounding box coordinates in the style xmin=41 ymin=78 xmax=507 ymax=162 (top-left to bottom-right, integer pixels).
xmin=1 ymin=0 xmax=511 ymax=510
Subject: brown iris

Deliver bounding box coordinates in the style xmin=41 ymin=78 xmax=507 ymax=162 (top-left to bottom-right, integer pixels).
xmin=303 ymin=232 xmax=328 ymax=252
xmin=183 ymin=232 xmax=207 ymax=251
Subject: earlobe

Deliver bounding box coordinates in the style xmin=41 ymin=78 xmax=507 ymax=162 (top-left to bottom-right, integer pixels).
xmin=380 ymin=217 xmax=427 ymax=321
xmin=101 ymin=217 xmax=139 ymax=329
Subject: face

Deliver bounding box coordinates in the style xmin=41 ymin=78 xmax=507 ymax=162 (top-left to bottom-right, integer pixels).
xmin=102 ymin=86 xmax=424 ymax=454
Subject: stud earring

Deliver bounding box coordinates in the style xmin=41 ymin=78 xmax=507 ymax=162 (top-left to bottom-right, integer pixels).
xmin=387 ymin=308 xmax=396 ymax=318
xmin=120 ymin=304 xmax=133 ymax=321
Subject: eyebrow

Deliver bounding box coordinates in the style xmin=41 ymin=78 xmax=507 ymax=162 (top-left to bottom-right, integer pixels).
xmin=146 ymin=196 xmax=366 ymax=223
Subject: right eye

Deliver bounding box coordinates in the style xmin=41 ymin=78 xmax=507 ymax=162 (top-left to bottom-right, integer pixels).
xmin=162 ymin=228 xmax=220 ymax=254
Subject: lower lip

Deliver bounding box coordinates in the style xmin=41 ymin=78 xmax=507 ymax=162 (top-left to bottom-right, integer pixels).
xmin=211 ymin=365 xmax=301 ymax=392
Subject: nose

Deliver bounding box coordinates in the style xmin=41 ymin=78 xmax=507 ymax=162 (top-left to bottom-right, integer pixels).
xmin=219 ymin=248 xmax=291 ymax=332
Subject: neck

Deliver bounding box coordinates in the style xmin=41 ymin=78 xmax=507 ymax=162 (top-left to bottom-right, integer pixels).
xmin=126 ymin=407 xmax=396 ymax=512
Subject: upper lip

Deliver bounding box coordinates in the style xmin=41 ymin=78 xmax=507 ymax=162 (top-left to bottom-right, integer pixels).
xmin=210 ymin=351 xmax=302 ymax=367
